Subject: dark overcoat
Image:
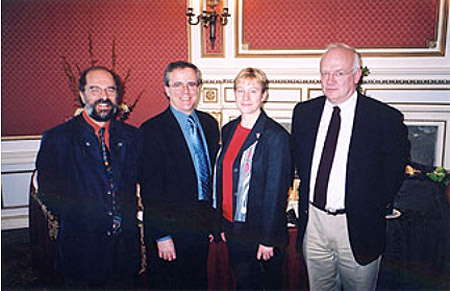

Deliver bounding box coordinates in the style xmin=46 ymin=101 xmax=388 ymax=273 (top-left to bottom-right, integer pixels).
xmin=36 ymin=115 xmax=141 ymax=281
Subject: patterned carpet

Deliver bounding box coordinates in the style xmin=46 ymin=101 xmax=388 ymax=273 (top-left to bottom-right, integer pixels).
xmin=2 ymin=228 xmax=44 ymax=290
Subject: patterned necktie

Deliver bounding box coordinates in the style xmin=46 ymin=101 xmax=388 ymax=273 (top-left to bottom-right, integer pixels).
xmin=313 ymin=106 xmax=341 ymax=209
xmin=99 ymin=127 xmax=122 ymax=234
xmin=187 ymin=116 xmax=210 ymax=200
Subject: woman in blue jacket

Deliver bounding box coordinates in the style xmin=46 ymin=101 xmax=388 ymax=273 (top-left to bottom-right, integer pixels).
xmin=213 ymin=68 xmax=292 ymax=290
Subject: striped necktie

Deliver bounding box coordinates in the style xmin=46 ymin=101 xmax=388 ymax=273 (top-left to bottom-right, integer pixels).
xmin=187 ymin=116 xmax=210 ymax=201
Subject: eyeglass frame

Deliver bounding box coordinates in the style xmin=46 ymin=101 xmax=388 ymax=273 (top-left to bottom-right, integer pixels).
xmin=84 ymin=85 xmax=118 ymax=97
xmin=168 ymin=81 xmax=199 ymax=92
xmin=320 ymin=68 xmax=358 ymax=79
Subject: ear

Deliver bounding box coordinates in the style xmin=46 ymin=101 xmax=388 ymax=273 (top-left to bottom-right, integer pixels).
xmin=164 ymin=86 xmax=171 ymax=98
xmin=262 ymin=91 xmax=268 ymax=102
xmin=79 ymin=91 xmax=86 ymax=106
xmin=354 ymin=68 xmax=363 ymax=85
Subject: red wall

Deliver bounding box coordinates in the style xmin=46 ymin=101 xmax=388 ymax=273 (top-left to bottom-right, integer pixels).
xmin=2 ymin=0 xmax=188 ymax=137
xmin=243 ymin=0 xmax=437 ymax=49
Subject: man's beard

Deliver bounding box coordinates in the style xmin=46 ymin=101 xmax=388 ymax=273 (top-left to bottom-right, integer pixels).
xmin=86 ymin=99 xmax=118 ymax=122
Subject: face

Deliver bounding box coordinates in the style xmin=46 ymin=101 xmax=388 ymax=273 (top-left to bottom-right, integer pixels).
xmin=234 ymin=78 xmax=267 ymax=116
xmin=320 ymin=48 xmax=362 ymax=105
xmin=80 ymin=69 xmax=118 ymax=122
xmin=165 ymin=68 xmax=199 ymax=115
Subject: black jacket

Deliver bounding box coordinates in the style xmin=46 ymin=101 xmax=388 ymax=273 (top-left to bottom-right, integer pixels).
xmin=139 ymin=107 xmax=220 ymax=239
xmin=214 ymin=110 xmax=292 ymax=248
xmin=36 ymin=115 xmax=141 ymax=280
xmin=292 ymin=93 xmax=410 ymax=265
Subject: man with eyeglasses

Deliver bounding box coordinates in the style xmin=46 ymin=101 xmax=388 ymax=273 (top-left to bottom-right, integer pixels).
xmin=139 ymin=61 xmax=220 ymax=290
xmin=36 ymin=66 xmax=141 ymax=289
xmin=291 ymin=44 xmax=410 ymax=290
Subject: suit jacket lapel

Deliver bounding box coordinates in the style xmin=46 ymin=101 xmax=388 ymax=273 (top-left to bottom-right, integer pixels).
xmin=240 ymin=111 xmax=267 ymax=151
xmin=164 ymin=109 xmax=196 ymax=170
xmin=303 ymin=98 xmax=326 ymax=183
xmin=347 ymin=93 xmax=368 ymax=191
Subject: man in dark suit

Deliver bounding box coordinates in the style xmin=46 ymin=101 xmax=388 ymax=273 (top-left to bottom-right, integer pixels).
xmin=291 ymin=44 xmax=410 ymax=290
xmin=139 ymin=61 xmax=220 ymax=290
xmin=36 ymin=67 xmax=141 ymax=289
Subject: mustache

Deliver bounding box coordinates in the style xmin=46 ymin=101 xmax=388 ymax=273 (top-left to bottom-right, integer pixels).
xmin=94 ymin=99 xmax=115 ymax=107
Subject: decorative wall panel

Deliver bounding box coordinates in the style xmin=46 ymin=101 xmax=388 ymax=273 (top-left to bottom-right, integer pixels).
xmin=2 ymin=0 xmax=188 ymax=137
xmin=237 ymin=0 xmax=448 ymax=56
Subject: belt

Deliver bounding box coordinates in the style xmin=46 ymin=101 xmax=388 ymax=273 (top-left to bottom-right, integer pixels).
xmin=311 ymin=202 xmax=346 ymax=216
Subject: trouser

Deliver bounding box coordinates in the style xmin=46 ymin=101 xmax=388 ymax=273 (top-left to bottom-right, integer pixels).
xmin=303 ymin=204 xmax=381 ymax=291
xmin=227 ymin=236 xmax=284 ymax=291
xmin=147 ymin=230 xmax=209 ymax=290
xmin=62 ymin=233 xmax=138 ymax=290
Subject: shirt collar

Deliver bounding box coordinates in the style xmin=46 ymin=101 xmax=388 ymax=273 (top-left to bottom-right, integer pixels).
xmin=325 ymin=91 xmax=358 ymax=112
xmin=170 ymin=106 xmax=199 ymax=125
xmin=82 ymin=110 xmax=111 ymax=134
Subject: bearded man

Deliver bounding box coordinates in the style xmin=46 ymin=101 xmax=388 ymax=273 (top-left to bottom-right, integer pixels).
xmin=36 ymin=66 xmax=141 ymax=289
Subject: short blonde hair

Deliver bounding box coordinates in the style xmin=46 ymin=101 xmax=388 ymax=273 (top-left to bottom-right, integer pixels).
xmin=233 ymin=67 xmax=269 ymax=93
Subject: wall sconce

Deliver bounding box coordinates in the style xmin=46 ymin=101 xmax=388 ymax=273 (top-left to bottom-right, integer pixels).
xmin=186 ymin=0 xmax=231 ymax=49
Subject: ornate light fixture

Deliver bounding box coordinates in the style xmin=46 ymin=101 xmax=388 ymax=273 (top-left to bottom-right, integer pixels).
xmin=186 ymin=0 xmax=231 ymax=49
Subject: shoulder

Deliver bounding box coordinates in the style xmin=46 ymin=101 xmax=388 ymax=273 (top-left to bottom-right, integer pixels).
xmin=111 ymin=120 xmax=139 ymax=139
xmin=41 ymin=116 xmax=80 ymax=141
xmin=140 ymin=108 xmax=172 ymax=131
xmin=294 ymin=96 xmax=325 ymax=112
xmin=358 ymin=94 xmax=403 ymax=119
xmin=221 ymin=117 xmax=240 ymax=136
xmin=196 ymin=110 xmax=219 ymax=126
xmin=263 ymin=115 xmax=289 ymax=135
xmin=262 ymin=116 xmax=290 ymax=142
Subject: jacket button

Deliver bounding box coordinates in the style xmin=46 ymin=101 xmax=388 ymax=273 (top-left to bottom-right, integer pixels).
xmin=233 ymin=168 xmax=238 ymax=173
xmin=107 ymin=191 xmax=112 ymax=195
xmin=107 ymin=211 xmax=113 ymax=216
xmin=106 ymin=231 xmax=111 ymax=236
xmin=85 ymin=142 xmax=91 ymax=147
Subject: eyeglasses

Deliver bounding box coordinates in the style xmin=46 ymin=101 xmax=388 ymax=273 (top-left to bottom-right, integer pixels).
xmin=320 ymin=68 xmax=357 ymax=78
xmin=169 ymin=81 xmax=198 ymax=92
xmin=86 ymin=86 xmax=117 ymax=97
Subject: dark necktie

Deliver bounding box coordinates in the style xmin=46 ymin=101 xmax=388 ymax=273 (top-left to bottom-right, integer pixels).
xmin=313 ymin=106 xmax=341 ymax=209
xmin=187 ymin=116 xmax=210 ymax=200
xmin=99 ymin=127 xmax=122 ymax=234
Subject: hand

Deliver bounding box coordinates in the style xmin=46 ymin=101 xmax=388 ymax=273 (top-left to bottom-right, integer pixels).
xmin=256 ymin=244 xmax=274 ymax=261
xmin=220 ymin=232 xmax=227 ymax=242
xmin=157 ymin=238 xmax=176 ymax=261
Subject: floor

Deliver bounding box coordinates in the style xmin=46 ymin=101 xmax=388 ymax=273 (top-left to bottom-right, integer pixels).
xmin=2 ymin=228 xmax=44 ymax=290
xmin=3 ymin=227 xmax=450 ymax=291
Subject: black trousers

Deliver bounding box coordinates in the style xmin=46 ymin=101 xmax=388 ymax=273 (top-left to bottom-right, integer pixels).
xmin=227 ymin=237 xmax=284 ymax=291
xmin=147 ymin=231 xmax=209 ymax=290
xmin=62 ymin=233 xmax=138 ymax=290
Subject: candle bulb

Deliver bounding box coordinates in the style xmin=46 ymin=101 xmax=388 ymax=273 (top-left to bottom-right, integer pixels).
xmin=203 ymin=0 xmax=207 ymax=11
xmin=224 ymin=0 xmax=228 ymax=8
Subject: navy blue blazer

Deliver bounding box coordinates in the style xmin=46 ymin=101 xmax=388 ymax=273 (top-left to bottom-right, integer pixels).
xmin=214 ymin=111 xmax=292 ymax=248
xmin=292 ymin=93 xmax=410 ymax=265
xmin=139 ymin=107 xmax=220 ymax=240
xmin=36 ymin=115 xmax=141 ymax=280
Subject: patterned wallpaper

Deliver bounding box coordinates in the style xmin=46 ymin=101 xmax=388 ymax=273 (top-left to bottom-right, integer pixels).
xmin=2 ymin=0 xmax=188 ymax=137
xmin=243 ymin=0 xmax=438 ymax=49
